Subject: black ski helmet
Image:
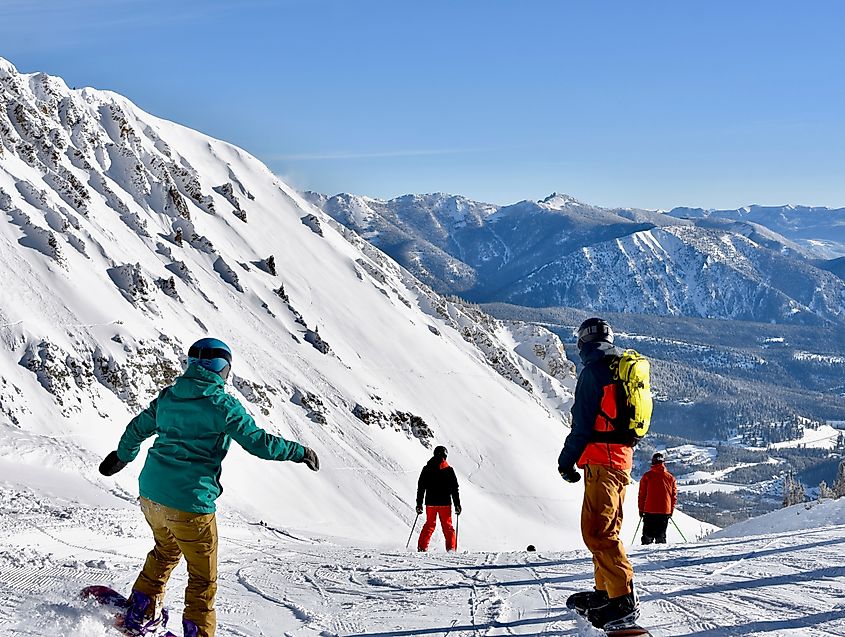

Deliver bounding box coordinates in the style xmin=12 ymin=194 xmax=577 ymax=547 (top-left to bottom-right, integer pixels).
xmin=652 ymin=452 xmax=665 ymax=465
xmin=526 ymin=544 xmax=536 ymax=552
xmin=576 ymin=318 xmax=614 ymax=350
xmin=433 ymin=445 xmax=448 ymax=459
xmin=188 ymin=337 xmax=232 ymax=379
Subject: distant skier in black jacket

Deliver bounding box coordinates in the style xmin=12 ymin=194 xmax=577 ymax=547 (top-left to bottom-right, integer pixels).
xmin=416 ymin=445 xmax=461 ymax=551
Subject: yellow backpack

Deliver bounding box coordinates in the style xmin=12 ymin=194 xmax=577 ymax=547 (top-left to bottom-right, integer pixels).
xmin=610 ymin=349 xmax=653 ymax=444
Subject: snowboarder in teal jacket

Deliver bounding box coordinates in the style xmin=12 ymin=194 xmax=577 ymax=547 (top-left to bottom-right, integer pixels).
xmin=99 ymin=338 xmax=319 ymax=637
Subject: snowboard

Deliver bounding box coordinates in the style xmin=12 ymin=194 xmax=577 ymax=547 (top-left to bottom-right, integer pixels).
xmin=566 ymin=593 xmax=654 ymax=637
xmin=566 ymin=602 xmax=652 ymax=637
xmin=79 ymin=586 xmax=173 ymax=636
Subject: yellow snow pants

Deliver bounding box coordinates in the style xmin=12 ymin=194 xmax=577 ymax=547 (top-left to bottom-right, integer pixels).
xmin=581 ymin=464 xmax=634 ymax=598
xmin=133 ymin=497 xmax=218 ymax=637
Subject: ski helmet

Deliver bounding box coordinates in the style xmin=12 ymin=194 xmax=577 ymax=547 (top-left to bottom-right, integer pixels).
xmin=576 ymin=318 xmax=614 ymax=350
xmin=526 ymin=544 xmax=536 ymax=552
xmin=433 ymin=445 xmax=448 ymax=459
xmin=651 ymin=452 xmax=665 ymax=465
xmin=187 ymin=338 xmax=232 ymax=379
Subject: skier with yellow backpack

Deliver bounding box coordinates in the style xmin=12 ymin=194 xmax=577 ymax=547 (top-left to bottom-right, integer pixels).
xmin=558 ymin=318 xmax=653 ymax=634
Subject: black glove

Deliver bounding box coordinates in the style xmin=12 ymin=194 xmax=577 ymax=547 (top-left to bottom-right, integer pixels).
xmin=300 ymin=447 xmax=320 ymax=472
xmin=559 ymin=465 xmax=581 ymax=483
xmin=416 ymin=505 xmax=423 ymax=515
xmin=99 ymin=451 xmax=127 ymax=476
xmin=455 ymin=505 xmax=462 ymax=516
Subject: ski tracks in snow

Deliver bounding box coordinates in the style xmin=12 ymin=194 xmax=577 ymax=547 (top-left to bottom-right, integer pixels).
xmin=147 ymin=523 xmax=845 ymax=636
xmin=4 ymin=496 xmax=845 ymax=636
xmin=633 ymin=528 xmax=845 ymax=636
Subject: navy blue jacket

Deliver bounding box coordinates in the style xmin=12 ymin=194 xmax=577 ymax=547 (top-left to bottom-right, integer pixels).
xmin=558 ymin=342 xmax=621 ymax=469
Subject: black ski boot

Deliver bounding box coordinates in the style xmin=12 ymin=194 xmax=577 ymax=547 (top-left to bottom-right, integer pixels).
xmin=566 ymin=589 xmax=608 ymax=615
xmin=587 ymin=591 xmax=639 ymax=630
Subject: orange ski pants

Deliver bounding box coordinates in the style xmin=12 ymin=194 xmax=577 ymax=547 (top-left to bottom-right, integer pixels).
xmin=418 ymin=505 xmax=456 ymax=551
xmin=581 ymin=464 xmax=634 ymax=598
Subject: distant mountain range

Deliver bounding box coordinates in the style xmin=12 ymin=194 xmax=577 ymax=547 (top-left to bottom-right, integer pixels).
xmin=304 ymin=192 xmax=845 ymax=326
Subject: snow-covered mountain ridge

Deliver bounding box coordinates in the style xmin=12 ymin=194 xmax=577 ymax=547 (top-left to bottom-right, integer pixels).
xmin=671 ymin=203 xmax=845 ymax=259
xmin=306 ymin=191 xmax=845 ymax=326
xmin=0 ymin=57 xmax=624 ymax=549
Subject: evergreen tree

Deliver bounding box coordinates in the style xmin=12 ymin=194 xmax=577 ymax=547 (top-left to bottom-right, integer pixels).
xmin=832 ymin=460 xmax=845 ymax=498
xmin=794 ymin=478 xmax=806 ymax=505
xmin=782 ymin=472 xmax=805 ymax=507
xmin=818 ymin=480 xmax=835 ymax=499
xmin=782 ymin=474 xmax=795 ymax=507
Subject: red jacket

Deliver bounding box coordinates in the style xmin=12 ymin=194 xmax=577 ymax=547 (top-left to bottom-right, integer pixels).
xmin=638 ymin=464 xmax=677 ymax=514
xmin=577 ymin=382 xmax=633 ymax=471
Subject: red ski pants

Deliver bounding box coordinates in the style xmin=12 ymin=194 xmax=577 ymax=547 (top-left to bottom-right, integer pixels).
xmin=418 ymin=505 xmax=456 ymax=551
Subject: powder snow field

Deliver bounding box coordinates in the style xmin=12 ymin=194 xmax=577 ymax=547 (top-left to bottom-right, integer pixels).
xmin=1 ymin=479 xmax=845 ymax=636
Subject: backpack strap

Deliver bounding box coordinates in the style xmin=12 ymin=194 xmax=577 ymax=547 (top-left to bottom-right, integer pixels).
xmin=590 ymin=355 xmax=634 ymax=444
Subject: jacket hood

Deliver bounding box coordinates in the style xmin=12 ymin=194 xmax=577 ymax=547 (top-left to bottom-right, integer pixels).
xmin=579 ymin=341 xmax=621 ymax=366
xmin=426 ymin=456 xmax=450 ymax=470
xmin=169 ymin=362 xmax=226 ymax=399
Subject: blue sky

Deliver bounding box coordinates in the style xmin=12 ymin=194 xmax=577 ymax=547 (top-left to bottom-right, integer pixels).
xmin=3 ymin=0 xmax=844 ymax=209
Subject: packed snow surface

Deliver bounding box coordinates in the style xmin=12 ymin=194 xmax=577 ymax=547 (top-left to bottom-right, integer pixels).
xmin=0 ymin=480 xmax=843 ymax=636
xmin=712 ymin=495 xmax=845 ymax=539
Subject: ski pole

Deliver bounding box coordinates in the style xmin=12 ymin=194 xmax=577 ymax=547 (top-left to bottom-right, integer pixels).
xmin=670 ymin=516 xmax=688 ymax=542
xmin=632 ymin=515 xmax=642 ymax=544
xmin=406 ymin=513 xmax=420 ymax=549
xmin=455 ymin=511 xmax=460 ymax=551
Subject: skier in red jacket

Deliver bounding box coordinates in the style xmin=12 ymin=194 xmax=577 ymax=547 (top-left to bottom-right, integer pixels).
xmin=637 ymin=452 xmax=677 ymax=544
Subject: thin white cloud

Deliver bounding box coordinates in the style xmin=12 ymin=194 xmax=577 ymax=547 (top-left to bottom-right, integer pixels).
xmin=264 ymin=148 xmax=484 ymax=161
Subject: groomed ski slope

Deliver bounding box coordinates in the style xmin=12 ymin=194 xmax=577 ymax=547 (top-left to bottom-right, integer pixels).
xmin=2 ymin=477 xmax=845 ymax=637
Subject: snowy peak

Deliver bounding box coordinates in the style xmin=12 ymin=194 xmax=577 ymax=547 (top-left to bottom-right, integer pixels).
xmin=394 ymin=192 xmax=498 ymax=227
xmin=538 ymin=192 xmax=585 ymax=209
xmin=300 ymin=190 xmax=498 ymax=294
xmin=0 ymin=58 xmax=18 ymax=81
xmin=0 ymin=59 xmax=579 ymax=548
xmin=304 ymin=191 xmax=498 ymax=231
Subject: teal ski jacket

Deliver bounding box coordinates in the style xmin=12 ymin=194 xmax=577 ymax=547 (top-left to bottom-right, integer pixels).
xmin=117 ymin=363 xmax=305 ymax=513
